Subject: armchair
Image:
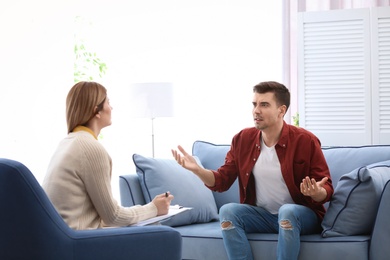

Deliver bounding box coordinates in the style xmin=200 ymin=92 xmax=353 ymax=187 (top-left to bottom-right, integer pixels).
xmin=0 ymin=158 xmax=182 ymax=260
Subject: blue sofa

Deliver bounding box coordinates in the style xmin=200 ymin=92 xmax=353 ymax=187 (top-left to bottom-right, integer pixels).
xmin=119 ymin=141 xmax=390 ymax=260
xmin=0 ymin=158 xmax=182 ymax=260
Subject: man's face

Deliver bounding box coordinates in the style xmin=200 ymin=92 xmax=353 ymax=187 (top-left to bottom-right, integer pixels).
xmin=252 ymin=92 xmax=285 ymax=131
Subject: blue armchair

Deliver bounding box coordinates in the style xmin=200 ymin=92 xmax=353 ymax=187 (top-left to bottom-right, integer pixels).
xmin=0 ymin=158 xmax=182 ymax=260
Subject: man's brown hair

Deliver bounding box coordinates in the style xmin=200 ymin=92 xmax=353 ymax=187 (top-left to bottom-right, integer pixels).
xmin=253 ymin=81 xmax=290 ymax=110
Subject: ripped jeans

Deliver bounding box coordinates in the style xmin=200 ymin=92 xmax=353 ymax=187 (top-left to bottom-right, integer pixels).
xmin=219 ymin=203 xmax=321 ymax=260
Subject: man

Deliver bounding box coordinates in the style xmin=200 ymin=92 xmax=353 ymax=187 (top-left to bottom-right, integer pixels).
xmin=172 ymin=81 xmax=333 ymax=260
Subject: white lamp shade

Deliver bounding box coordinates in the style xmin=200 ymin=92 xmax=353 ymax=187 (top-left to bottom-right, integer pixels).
xmin=129 ymin=82 xmax=174 ymax=119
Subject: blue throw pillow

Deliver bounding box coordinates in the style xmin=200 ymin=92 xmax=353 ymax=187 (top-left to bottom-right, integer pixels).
xmin=321 ymin=160 xmax=390 ymax=237
xmin=133 ymin=154 xmax=219 ymax=227
xmin=192 ymin=141 xmax=240 ymax=209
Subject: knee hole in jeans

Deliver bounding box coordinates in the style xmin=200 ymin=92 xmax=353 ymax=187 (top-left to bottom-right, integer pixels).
xmin=280 ymin=219 xmax=293 ymax=230
xmin=221 ymin=221 xmax=234 ymax=230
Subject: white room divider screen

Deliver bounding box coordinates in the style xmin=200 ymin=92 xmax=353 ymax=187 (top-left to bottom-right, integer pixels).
xmin=298 ymin=6 xmax=390 ymax=146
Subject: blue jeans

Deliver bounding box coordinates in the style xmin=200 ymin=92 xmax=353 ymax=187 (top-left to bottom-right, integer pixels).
xmin=219 ymin=203 xmax=321 ymax=260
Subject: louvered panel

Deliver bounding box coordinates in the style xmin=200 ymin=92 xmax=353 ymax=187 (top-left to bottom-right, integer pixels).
xmin=298 ymin=8 xmax=371 ymax=145
xmin=378 ymin=17 xmax=390 ymax=132
xmin=302 ymin=19 xmax=366 ymax=132
xmin=372 ymin=7 xmax=390 ymax=144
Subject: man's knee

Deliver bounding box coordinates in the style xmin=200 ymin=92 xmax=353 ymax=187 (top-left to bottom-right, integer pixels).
xmin=219 ymin=203 xmax=239 ymax=218
xmin=278 ymin=204 xmax=296 ymax=231
xmin=221 ymin=220 xmax=234 ymax=230
xmin=279 ymin=219 xmax=293 ymax=230
xmin=279 ymin=203 xmax=295 ymax=213
xmin=278 ymin=204 xmax=298 ymax=220
xmin=220 ymin=203 xmax=242 ymax=230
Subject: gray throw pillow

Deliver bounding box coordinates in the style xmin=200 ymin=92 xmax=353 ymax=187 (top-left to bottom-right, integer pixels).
xmin=133 ymin=154 xmax=219 ymax=227
xmin=321 ymin=160 xmax=390 ymax=237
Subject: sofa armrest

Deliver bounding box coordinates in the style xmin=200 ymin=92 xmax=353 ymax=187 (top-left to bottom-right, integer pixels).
xmin=72 ymin=225 xmax=182 ymax=260
xmin=119 ymin=174 xmax=146 ymax=206
xmin=370 ymin=180 xmax=390 ymax=259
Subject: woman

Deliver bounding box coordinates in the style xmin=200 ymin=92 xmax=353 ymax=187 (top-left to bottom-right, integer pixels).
xmin=43 ymin=81 xmax=172 ymax=230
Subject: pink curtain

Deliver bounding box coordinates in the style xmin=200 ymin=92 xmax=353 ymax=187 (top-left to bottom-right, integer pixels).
xmin=282 ymin=0 xmax=390 ymax=122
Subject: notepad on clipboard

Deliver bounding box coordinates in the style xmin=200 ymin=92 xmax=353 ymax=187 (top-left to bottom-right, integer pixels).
xmin=131 ymin=205 xmax=192 ymax=227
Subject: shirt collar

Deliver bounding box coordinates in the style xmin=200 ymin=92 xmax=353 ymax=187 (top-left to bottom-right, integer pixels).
xmin=72 ymin=125 xmax=98 ymax=140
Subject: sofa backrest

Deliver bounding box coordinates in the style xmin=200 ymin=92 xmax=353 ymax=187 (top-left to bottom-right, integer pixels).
xmin=322 ymin=145 xmax=390 ymax=188
xmin=192 ymin=141 xmax=390 ymax=211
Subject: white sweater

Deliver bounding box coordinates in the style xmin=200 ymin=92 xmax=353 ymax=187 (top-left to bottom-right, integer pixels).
xmin=43 ymin=130 xmax=157 ymax=230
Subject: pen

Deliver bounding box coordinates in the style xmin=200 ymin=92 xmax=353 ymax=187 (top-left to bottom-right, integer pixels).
xmin=170 ymin=204 xmax=184 ymax=209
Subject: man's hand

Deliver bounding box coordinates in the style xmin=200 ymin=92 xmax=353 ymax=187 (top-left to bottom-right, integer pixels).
xmin=171 ymin=145 xmax=216 ymax=187
xmin=171 ymin=145 xmax=201 ymax=172
xmin=300 ymin=176 xmax=328 ymax=202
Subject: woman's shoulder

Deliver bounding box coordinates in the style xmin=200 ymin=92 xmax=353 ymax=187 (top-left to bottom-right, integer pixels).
xmin=70 ymin=131 xmax=109 ymax=157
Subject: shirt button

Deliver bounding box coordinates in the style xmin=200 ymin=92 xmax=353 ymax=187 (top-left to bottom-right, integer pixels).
xmin=253 ymin=158 xmax=256 ymax=161
xmin=246 ymin=173 xmax=249 ymax=176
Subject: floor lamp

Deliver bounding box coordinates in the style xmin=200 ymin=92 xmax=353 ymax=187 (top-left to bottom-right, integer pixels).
xmin=129 ymin=82 xmax=174 ymax=158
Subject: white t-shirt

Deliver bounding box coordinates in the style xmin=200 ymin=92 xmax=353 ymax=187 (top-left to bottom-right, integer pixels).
xmin=253 ymin=137 xmax=294 ymax=214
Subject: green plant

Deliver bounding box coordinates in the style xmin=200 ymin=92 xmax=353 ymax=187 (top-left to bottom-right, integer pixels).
xmin=74 ymin=43 xmax=107 ymax=82
xmin=73 ymin=16 xmax=107 ymax=83
xmin=293 ymin=112 xmax=299 ymax=127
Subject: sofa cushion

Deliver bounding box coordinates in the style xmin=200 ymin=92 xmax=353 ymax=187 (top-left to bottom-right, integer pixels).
xmin=133 ymin=154 xmax=219 ymax=227
xmin=321 ymin=160 xmax=390 ymax=237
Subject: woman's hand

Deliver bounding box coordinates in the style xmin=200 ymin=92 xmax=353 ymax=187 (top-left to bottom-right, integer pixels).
xmin=152 ymin=192 xmax=174 ymax=216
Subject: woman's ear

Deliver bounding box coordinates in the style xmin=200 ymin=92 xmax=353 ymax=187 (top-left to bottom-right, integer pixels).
xmin=93 ymin=106 xmax=101 ymax=118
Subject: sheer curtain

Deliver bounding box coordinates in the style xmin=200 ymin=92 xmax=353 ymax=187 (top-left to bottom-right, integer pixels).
xmin=282 ymin=0 xmax=390 ymax=122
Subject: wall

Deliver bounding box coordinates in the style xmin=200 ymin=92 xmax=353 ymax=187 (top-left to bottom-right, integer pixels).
xmin=0 ymin=0 xmax=73 ymax=180
xmin=0 ymin=0 xmax=283 ymax=200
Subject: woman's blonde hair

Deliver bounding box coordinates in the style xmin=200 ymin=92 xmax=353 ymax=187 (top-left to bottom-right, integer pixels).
xmin=66 ymin=81 xmax=107 ymax=134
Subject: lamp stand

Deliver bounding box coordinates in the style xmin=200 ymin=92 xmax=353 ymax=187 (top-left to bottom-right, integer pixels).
xmin=129 ymin=82 xmax=174 ymax=158
xmin=151 ymin=117 xmax=155 ymax=158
